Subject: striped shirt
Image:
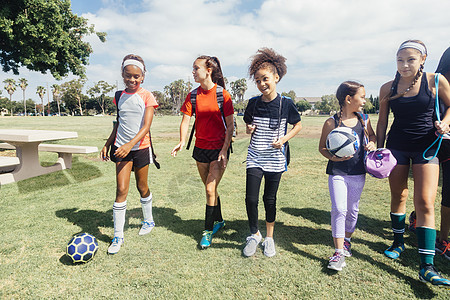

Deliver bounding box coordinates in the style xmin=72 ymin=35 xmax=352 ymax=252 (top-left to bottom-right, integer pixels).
xmin=244 ymin=94 xmax=301 ymax=172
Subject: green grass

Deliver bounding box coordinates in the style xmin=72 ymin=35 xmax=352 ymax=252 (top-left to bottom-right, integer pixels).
xmin=0 ymin=115 xmax=448 ymax=299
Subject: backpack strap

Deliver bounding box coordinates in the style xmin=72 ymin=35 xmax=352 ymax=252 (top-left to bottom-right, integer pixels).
xmin=114 ymin=91 xmax=122 ymax=122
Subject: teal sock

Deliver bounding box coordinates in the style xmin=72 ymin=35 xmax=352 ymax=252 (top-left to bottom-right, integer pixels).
xmin=390 ymin=212 xmax=405 ymax=246
xmin=416 ymin=227 xmax=436 ymax=266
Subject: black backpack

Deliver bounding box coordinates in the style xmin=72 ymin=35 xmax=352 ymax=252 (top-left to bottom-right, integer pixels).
xmin=186 ymin=86 xmax=232 ymax=153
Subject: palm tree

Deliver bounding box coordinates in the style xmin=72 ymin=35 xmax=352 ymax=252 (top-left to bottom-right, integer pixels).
xmin=51 ymin=84 xmax=61 ymax=116
xmin=19 ymin=78 xmax=28 ymax=116
xmin=36 ymin=86 xmax=46 ymax=116
xmin=3 ymin=78 xmax=16 ymax=116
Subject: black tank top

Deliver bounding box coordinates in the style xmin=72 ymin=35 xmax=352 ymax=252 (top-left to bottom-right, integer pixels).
xmin=386 ymin=73 xmax=436 ymax=151
xmin=326 ymin=114 xmax=366 ymax=175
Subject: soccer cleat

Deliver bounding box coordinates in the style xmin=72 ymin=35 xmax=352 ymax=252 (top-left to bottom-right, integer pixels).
xmin=419 ymin=264 xmax=450 ymax=287
xmin=328 ymin=252 xmax=346 ymax=271
xmin=107 ymin=237 xmax=124 ymax=255
xmin=262 ymin=237 xmax=276 ymax=257
xmin=199 ymin=230 xmax=213 ymax=249
xmin=343 ymin=240 xmax=352 ymax=257
xmin=212 ymin=220 xmax=225 ymax=235
xmin=435 ymin=239 xmax=450 ymax=261
xmin=243 ymin=232 xmax=262 ymax=257
xmin=408 ymin=211 xmax=416 ymax=233
xmin=139 ymin=220 xmax=155 ymax=236
xmin=384 ymin=244 xmax=405 ymax=259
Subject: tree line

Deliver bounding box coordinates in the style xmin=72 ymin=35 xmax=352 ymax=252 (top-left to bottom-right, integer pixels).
xmin=1 ymin=76 xmax=379 ymax=116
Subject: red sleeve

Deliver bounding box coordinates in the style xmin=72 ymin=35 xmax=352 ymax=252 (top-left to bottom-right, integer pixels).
xmin=180 ymin=93 xmax=193 ymax=116
xmin=222 ymin=89 xmax=234 ymax=117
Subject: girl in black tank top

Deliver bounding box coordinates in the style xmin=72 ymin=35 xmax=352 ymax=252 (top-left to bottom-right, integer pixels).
xmin=376 ymin=40 xmax=450 ymax=287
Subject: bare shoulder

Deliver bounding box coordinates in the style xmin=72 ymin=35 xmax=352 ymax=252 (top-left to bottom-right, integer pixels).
xmin=380 ymin=80 xmax=393 ymax=95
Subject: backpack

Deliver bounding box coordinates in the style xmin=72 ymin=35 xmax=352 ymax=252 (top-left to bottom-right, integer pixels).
xmin=186 ymin=85 xmax=233 ymax=153
xmin=114 ymin=91 xmax=160 ymax=169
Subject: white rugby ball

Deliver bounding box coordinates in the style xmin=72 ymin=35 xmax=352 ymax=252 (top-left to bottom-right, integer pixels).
xmin=326 ymin=127 xmax=360 ymax=158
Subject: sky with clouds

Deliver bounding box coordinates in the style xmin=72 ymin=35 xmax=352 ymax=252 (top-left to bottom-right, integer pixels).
xmin=2 ymin=0 xmax=450 ymax=104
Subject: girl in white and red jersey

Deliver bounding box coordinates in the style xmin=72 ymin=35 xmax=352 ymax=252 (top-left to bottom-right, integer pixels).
xmin=101 ymin=54 xmax=159 ymax=255
xmin=171 ymin=55 xmax=234 ymax=249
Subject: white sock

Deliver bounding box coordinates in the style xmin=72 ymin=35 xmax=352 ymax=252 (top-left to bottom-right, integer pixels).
xmin=113 ymin=201 xmax=127 ymax=238
xmin=140 ymin=193 xmax=153 ymax=222
xmin=344 ymin=237 xmax=351 ymax=243
xmin=335 ymin=248 xmax=344 ymax=254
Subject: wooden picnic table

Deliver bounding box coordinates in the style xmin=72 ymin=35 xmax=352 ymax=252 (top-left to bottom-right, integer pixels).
xmin=0 ymin=129 xmax=78 ymax=185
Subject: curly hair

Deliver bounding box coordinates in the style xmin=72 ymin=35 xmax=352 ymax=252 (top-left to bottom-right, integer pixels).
xmin=121 ymin=54 xmax=147 ymax=73
xmin=248 ymin=48 xmax=287 ymax=81
xmin=196 ymin=55 xmax=226 ymax=89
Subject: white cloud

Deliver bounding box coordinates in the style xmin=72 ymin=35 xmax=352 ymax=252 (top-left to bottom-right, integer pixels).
xmin=2 ymin=0 xmax=450 ymax=104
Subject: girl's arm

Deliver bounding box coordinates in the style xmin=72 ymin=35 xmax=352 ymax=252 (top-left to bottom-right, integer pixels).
xmin=101 ymin=122 xmax=118 ymax=161
xmin=218 ymin=114 xmax=234 ymax=167
xmin=114 ymin=106 xmax=155 ymax=158
xmin=318 ymin=118 xmax=351 ymax=161
xmin=272 ymin=121 xmax=302 ymax=148
xmin=435 ymin=74 xmax=450 ymax=134
xmin=376 ymin=82 xmax=392 ymax=148
xmin=171 ymin=113 xmax=191 ymax=157
xmin=365 ymin=118 xmax=377 ymax=151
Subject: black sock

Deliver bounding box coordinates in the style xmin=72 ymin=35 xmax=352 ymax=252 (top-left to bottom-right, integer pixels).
xmin=205 ymin=205 xmax=215 ymax=231
xmin=214 ymin=196 xmax=223 ymax=222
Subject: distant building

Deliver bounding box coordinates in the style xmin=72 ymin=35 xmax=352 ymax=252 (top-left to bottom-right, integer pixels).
xmin=295 ymin=97 xmax=321 ymax=115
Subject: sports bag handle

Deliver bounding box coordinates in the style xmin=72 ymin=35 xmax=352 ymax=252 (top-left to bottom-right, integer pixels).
xmin=423 ymin=73 xmax=443 ymax=160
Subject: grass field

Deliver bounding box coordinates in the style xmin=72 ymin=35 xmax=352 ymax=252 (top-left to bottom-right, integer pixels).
xmin=0 ymin=115 xmax=449 ymax=299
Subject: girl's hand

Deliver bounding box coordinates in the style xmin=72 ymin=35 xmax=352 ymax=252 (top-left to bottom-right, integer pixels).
xmin=114 ymin=143 xmax=132 ymax=158
xmin=217 ymin=149 xmax=228 ymax=168
xmin=101 ymin=146 xmax=110 ymax=161
xmin=246 ymin=124 xmax=256 ymax=134
xmin=171 ymin=142 xmax=184 ymax=157
xmin=271 ymin=138 xmax=284 ymax=149
xmin=330 ymin=155 xmax=353 ymax=162
xmin=435 ymin=120 xmax=450 ymax=135
xmin=365 ymin=141 xmax=376 ymax=152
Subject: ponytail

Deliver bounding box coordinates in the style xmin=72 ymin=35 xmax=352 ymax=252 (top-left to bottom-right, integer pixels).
xmin=197 ymin=55 xmax=226 ymax=89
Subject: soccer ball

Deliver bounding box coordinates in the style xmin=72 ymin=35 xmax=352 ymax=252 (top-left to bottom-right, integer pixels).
xmin=326 ymin=127 xmax=360 ymax=158
xmin=66 ymin=233 xmax=98 ymax=263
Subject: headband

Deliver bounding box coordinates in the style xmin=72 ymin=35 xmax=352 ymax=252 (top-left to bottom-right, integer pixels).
xmin=122 ymin=59 xmax=145 ymax=73
xmin=398 ymin=42 xmax=427 ymax=55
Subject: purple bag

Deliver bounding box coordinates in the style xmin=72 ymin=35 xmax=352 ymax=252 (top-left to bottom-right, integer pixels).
xmin=365 ymin=148 xmax=397 ymax=179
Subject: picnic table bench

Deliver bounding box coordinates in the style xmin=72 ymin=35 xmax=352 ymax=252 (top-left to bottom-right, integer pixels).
xmin=0 ymin=129 xmax=98 ymax=185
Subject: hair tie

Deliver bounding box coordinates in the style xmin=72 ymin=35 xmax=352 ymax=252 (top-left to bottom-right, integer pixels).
xmin=122 ymin=59 xmax=145 ymax=73
xmin=398 ymin=42 xmax=427 ymax=55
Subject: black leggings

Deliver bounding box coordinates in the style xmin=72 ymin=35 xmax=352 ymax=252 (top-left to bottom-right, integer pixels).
xmin=245 ymin=167 xmax=282 ymax=234
xmin=441 ymin=160 xmax=450 ymax=208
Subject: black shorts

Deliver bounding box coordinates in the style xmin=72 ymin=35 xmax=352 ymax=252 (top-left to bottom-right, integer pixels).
xmin=110 ymin=145 xmax=150 ymax=168
xmin=192 ymin=146 xmax=230 ymax=163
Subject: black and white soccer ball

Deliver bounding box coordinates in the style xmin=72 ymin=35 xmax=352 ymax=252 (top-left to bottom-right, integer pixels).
xmin=66 ymin=233 xmax=98 ymax=263
xmin=326 ymin=127 xmax=360 ymax=158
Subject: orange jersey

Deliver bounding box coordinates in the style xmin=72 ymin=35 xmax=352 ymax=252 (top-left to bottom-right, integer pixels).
xmin=181 ymin=84 xmax=234 ymax=149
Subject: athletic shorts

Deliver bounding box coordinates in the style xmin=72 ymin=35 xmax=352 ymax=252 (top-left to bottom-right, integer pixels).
xmin=110 ymin=145 xmax=150 ymax=168
xmin=390 ymin=148 xmax=439 ymax=165
xmin=192 ymin=146 xmax=230 ymax=163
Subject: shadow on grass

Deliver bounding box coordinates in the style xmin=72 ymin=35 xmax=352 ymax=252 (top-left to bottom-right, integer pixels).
xmin=15 ymin=157 xmax=102 ymax=193
xmin=281 ymin=207 xmax=438 ymax=298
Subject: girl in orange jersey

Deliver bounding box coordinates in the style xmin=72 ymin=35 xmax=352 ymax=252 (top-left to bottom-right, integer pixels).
xmin=171 ymin=55 xmax=234 ymax=249
xmin=101 ymin=54 xmax=159 ymax=254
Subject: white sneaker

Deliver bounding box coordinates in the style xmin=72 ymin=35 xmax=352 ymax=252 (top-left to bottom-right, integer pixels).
xmin=108 ymin=237 xmax=124 ymax=254
xmin=139 ymin=220 xmax=155 ymax=236
xmin=262 ymin=237 xmax=276 ymax=257
xmin=243 ymin=231 xmax=262 ymax=257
